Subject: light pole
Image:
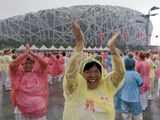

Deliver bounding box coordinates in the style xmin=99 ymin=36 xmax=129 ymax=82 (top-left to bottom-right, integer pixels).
xmin=145 ymin=6 xmax=159 ymax=47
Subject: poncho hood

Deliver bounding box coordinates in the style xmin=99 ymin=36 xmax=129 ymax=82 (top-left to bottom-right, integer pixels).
xmin=79 ymin=55 xmax=107 ymax=79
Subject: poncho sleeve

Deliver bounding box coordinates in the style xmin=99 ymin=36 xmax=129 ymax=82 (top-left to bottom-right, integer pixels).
xmin=9 ymin=53 xmax=28 ymax=106
xmin=63 ymin=21 xmax=86 ymax=98
xmin=63 ymin=51 xmax=82 ymax=97
xmin=104 ymin=48 xmax=125 ymax=93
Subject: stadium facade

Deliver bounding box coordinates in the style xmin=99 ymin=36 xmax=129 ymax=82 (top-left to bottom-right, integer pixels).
xmin=0 ymin=5 xmax=152 ymax=49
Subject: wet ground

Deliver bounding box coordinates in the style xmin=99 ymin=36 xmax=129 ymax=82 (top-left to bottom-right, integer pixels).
xmin=1 ymin=81 xmax=160 ymax=120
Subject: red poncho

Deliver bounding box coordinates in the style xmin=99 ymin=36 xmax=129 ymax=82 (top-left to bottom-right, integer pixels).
xmin=9 ymin=55 xmax=48 ymax=118
xmin=136 ymin=60 xmax=151 ymax=94
xmin=48 ymin=55 xmax=64 ymax=76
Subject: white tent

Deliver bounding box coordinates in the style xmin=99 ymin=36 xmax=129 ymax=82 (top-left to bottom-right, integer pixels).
xmin=66 ymin=46 xmax=73 ymax=51
xmin=99 ymin=46 xmax=104 ymax=51
xmin=103 ymin=47 xmax=109 ymax=51
xmin=31 ymin=44 xmax=39 ymax=50
xmin=18 ymin=45 xmax=25 ymax=51
xmin=49 ymin=45 xmax=57 ymax=50
xmin=93 ymin=46 xmax=98 ymax=51
xmin=58 ymin=46 xmax=65 ymax=51
xmin=40 ymin=45 xmax=48 ymax=50
xmin=83 ymin=47 xmax=87 ymax=51
xmin=87 ymin=46 xmax=92 ymax=51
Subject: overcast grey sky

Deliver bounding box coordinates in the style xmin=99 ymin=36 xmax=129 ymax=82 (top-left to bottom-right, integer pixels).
xmin=0 ymin=0 xmax=159 ymax=45
xmin=0 ymin=0 xmax=159 ymax=18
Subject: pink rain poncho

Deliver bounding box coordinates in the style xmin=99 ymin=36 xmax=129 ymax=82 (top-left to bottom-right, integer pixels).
xmin=136 ymin=60 xmax=151 ymax=94
xmin=48 ymin=55 xmax=64 ymax=76
xmin=57 ymin=55 xmax=65 ymax=75
xmin=9 ymin=53 xmax=48 ymax=118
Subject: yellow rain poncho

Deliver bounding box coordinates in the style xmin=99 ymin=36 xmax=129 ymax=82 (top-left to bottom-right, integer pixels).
xmin=63 ymin=46 xmax=125 ymax=120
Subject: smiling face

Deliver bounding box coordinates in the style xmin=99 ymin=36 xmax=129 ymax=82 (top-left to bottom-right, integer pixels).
xmin=83 ymin=62 xmax=101 ymax=89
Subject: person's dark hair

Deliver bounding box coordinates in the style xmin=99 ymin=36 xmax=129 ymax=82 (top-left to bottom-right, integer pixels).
xmin=124 ymin=57 xmax=135 ymax=70
xmin=128 ymin=52 xmax=134 ymax=58
xmin=12 ymin=55 xmax=17 ymax=59
xmin=95 ymin=55 xmax=102 ymax=63
xmin=145 ymin=52 xmax=150 ymax=59
xmin=108 ymin=51 xmax=111 ymax=55
xmin=26 ymin=57 xmax=35 ymax=64
xmin=3 ymin=49 xmax=10 ymax=54
xmin=83 ymin=61 xmax=102 ymax=73
xmin=11 ymin=49 xmax=16 ymax=54
xmin=123 ymin=52 xmax=127 ymax=56
xmin=139 ymin=52 xmax=145 ymax=60
xmin=56 ymin=54 xmax=60 ymax=59
xmin=62 ymin=52 xmax=66 ymax=56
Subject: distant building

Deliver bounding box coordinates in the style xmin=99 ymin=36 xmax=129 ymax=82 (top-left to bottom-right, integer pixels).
xmin=0 ymin=5 xmax=152 ymax=48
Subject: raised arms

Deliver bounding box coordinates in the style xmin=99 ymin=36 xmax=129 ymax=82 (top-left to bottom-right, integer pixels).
xmin=106 ymin=33 xmax=125 ymax=88
xmin=64 ymin=21 xmax=85 ymax=94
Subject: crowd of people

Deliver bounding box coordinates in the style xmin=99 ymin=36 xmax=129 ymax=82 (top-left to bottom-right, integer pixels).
xmin=0 ymin=21 xmax=160 ymax=120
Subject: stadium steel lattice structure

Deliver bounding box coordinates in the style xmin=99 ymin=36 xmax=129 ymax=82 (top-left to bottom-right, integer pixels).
xmin=0 ymin=5 xmax=152 ymax=49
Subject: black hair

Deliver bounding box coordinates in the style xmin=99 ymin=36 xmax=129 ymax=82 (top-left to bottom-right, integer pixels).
xmin=83 ymin=61 xmax=102 ymax=73
xmin=124 ymin=57 xmax=135 ymax=70
xmin=56 ymin=54 xmax=60 ymax=59
xmin=128 ymin=53 xmax=134 ymax=58
xmin=139 ymin=52 xmax=145 ymax=60
xmin=11 ymin=49 xmax=16 ymax=53
xmin=26 ymin=57 xmax=35 ymax=64
xmin=123 ymin=52 xmax=127 ymax=56
xmin=12 ymin=55 xmax=17 ymax=59
xmin=62 ymin=52 xmax=66 ymax=56
xmin=145 ymin=52 xmax=150 ymax=58
xmin=95 ymin=55 xmax=102 ymax=63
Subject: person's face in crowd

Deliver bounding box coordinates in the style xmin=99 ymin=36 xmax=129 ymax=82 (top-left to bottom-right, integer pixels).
xmin=23 ymin=58 xmax=34 ymax=72
xmin=83 ymin=65 xmax=101 ymax=89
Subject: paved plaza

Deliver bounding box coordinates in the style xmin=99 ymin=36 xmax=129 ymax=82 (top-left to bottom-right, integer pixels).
xmin=1 ymin=81 xmax=160 ymax=120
